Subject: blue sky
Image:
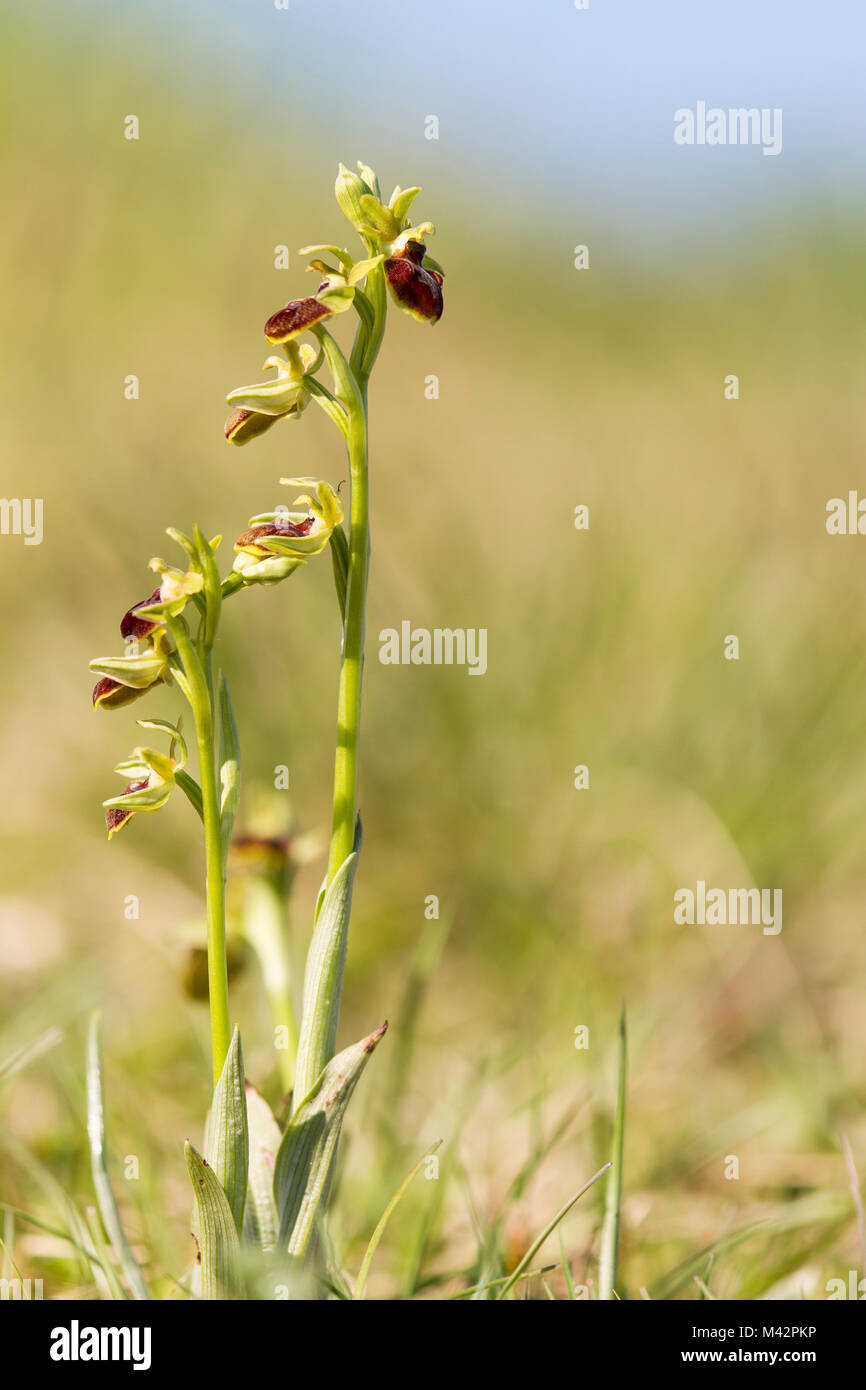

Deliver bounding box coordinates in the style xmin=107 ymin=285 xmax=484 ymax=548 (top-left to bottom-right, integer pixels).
xmin=56 ymin=0 xmax=866 ymax=248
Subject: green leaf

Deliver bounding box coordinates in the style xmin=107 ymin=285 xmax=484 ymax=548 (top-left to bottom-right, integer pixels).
xmin=185 ymin=1141 xmax=243 ymax=1299
xmin=598 ymin=1004 xmax=627 ymax=1300
xmin=204 ymin=1027 xmax=248 ymax=1234
xmin=86 ymin=1013 xmax=149 ymax=1300
xmin=292 ymin=833 xmax=361 ymax=1105
xmin=217 ymin=671 xmax=241 ymax=858
xmin=353 ymin=1141 xmax=441 ymax=1299
xmin=242 ymin=1085 xmax=282 ymax=1254
xmin=274 ymin=1023 xmax=387 ymax=1260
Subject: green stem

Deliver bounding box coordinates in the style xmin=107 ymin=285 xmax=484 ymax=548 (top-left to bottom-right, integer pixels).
xmin=168 ymin=619 xmax=231 ymax=1088
xmin=326 ymin=402 xmax=369 ymax=882
xmin=289 ymin=268 xmax=387 ymax=1115
xmin=325 ymin=262 xmax=385 ymax=884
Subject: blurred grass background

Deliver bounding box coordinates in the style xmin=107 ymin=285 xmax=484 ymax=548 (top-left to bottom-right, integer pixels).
xmin=1 ymin=2 xmax=866 ymax=1298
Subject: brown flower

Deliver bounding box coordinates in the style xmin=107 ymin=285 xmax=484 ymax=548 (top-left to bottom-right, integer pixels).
xmin=234 ymin=517 xmax=316 ymax=559
xmin=384 ymin=240 xmax=443 ymax=323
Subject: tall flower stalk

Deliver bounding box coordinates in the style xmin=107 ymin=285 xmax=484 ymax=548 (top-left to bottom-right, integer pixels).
xmin=88 ymin=162 xmax=444 ymax=1296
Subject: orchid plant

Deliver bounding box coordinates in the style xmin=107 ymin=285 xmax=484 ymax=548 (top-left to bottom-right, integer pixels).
xmin=87 ymin=162 xmax=444 ymax=1298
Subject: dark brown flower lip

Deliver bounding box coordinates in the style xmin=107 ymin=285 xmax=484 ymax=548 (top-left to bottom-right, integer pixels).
xmin=93 ymin=675 xmax=117 ymax=708
xmin=384 ymin=246 xmax=444 ymax=323
xmin=105 ymin=777 xmax=150 ymax=837
xmin=120 ymin=588 xmax=162 ymax=641
xmin=92 ymin=676 xmax=129 ymax=710
xmin=92 ymin=675 xmax=161 ymax=711
xmin=234 ymin=518 xmax=316 ymax=551
xmin=105 ymin=805 xmax=134 ymax=835
xmin=224 ymin=406 xmax=282 ymax=445
xmin=264 ymin=296 xmax=333 ymax=344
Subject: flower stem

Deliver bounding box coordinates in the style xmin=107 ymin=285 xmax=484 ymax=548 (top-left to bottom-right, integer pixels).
xmin=201 ymin=654 xmax=231 ymax=1088
xmin=325 ymin=262 xmax=385 ymax=885
xmin=326 ymin=402 xmax=369 ymax=882
xmin=292 ymin=269 xmax=386 ymax=1111
xmin=168 ymin=620 xmax=231 ymax=1088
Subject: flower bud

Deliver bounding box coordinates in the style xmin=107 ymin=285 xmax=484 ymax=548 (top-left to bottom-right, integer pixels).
xmin=335 ymin=162 xmax=374 ymax=232
xmin=356 ymin=161 xmax=381 ymax=199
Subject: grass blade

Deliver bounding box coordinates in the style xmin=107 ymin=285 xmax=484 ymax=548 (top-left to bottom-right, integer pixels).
xmin=842 ymin=1132 xmax=866 ymax=1274
xmin=85 ymin=1206 xmax=126 ymax=1301
xmin=0 ymin=1027 xmax=63 ymax=1087
xmin=353 ymin=1140 xmax=442 ymax=1300
xmin=559 ymin=1229 xmax=579 ymax=1300
xmin=86 ymin=1013 xmax=149 ymax=1300
xmin=451 ymin=1262 xmax=559 ymax=1299
xmin=598 ymin=1004 xmax=627 ymax=1299
xmin=495 ymin=1163 xmax=611 ymax=1300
